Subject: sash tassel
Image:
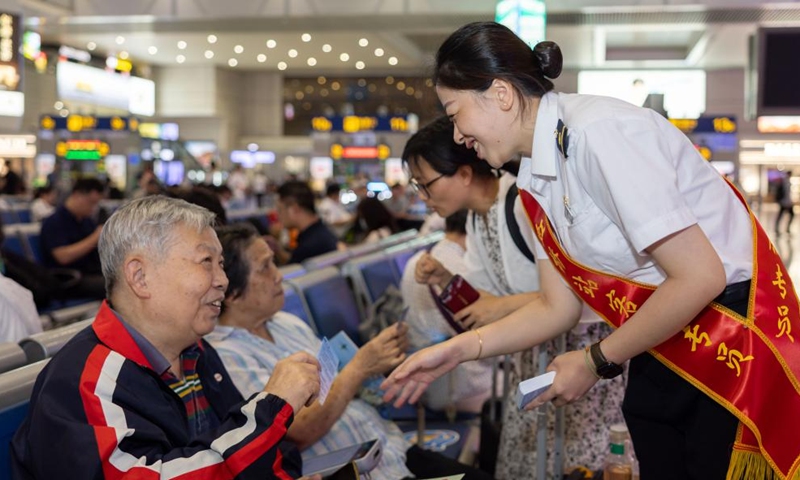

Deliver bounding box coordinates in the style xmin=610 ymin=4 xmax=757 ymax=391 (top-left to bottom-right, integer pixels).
xmin=727 ymin=448 xmax=794 ymax=480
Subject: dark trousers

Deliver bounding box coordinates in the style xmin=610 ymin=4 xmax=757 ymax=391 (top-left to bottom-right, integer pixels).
xmin=404 ymin=445 xmax=494 ymax=480
xmin=622 ymin=280 xmax=750 ymax=480
xmin=775 ymin=205 xmax=794 ymax=232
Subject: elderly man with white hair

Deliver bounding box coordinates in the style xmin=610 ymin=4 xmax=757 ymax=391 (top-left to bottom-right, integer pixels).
xmin=12 ymin=196 xmax=320 ymax=480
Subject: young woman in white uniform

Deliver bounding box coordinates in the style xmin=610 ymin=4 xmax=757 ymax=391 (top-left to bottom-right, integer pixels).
xmin=382 ymin=22 xmax=793 ymax=480
xmin=402 ymin=117 xmax=625 ymax=476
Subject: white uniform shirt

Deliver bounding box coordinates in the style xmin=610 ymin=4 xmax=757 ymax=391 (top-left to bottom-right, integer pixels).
xmin=0 ymin=274 xmax=42 ymax=342
xmin=518 ymin=92 xmax=752 ymax=285
xmin=462 ymin=173 xmax=540 ymax=295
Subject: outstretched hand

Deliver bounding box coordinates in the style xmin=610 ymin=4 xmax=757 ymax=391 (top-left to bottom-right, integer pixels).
xmin=380 ymin=340 xmax=462 ymax=407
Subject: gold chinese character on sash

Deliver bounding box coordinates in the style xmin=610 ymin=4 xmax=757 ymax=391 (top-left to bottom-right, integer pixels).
xmin=777 ymin=305 xmax=795 ymax=343
xmin=548 ymin=248 xmax=565 ymax=272
xmin=535 ymin=220 xmax=546 ymax=242
xmin=773 ymin=264 xmax=787 ymax=300
xmin=572 ymin=276 xmax=598 ymax=298
xmin=683 ymin=324 xmax=712 ymax=352
xmin=716 ymin=342 xmax=754 ymax=377
xmin=606 ymin=290 xmax=638 ymax=319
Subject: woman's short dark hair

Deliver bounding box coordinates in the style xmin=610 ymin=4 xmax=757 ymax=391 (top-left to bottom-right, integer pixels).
xmin=356 ymin=197 xmax=398 ymax=234
xmin=435 ymin=21 xmax=562 ymax=116
xmin=402 ymin=116 xmax=495 ymax=179
xmin=444 ymin=209 xmax=468 ymax=235
xmin=215 ymin=223 xmax=260 ymax=305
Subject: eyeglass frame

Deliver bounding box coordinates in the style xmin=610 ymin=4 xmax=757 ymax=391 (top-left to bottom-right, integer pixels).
xmin=408 ymin=173 xmax=446 ymax=198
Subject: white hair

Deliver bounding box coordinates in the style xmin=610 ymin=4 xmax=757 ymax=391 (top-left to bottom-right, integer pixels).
xmin=99 ymin=195 xmax=217 ymax=296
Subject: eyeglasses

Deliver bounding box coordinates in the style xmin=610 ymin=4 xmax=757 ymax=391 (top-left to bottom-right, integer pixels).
xmin=408 ymin=173 xmax=446 ymax=199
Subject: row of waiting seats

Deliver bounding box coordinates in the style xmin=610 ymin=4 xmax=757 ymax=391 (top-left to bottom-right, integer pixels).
xmin=281 ymin=230 xmax=443 ymax=342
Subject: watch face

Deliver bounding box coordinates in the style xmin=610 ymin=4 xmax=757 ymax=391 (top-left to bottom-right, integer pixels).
xmin=597 ymin=362 xmax=624 ymax=379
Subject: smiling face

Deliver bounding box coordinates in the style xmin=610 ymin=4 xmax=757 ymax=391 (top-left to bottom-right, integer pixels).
xmin=436 ymin=83 xmax=522 ymax=169
xmin=233 ymin=237 xmax=285 ymax=325
xmin=407 ymin=156 xmax=472 ymax=218
xmin=144 ymin=224 xmax=229 ymax=349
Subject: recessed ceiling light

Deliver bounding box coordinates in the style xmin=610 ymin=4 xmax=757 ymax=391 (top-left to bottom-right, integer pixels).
xmin=339 ymin=53 xmax=349 ymax=62
xmin=176 ymin=54 xmax=186 ymax=64
xmin=234 ymin=45 xmax=244 ymax=54
xmin=288 ymin=49 xmax=298 ymax=58
xmin=322 ymin=44 xmax=332 ymax=53
xmin=228 ymin=58 xmax=238 ymax=67
xmin=148 ymin=46 xmax=158 ymax=55
xmin=277 ymin=61 xmax=287 ymax=70
xmin=374 ymin=48 xmax=384 ymax=57
xmin=87 ymin=42 xmax=96 ymax=51
xmin=355 ymin=61 xmax=365 ymax=70
xmin=59 ymin=110 xmax=69 ymax=117
xmin=53 ymin=101 xmax=63 ymax=110
xmin=115 ymin=36 xmax=125 ymax=45
xmin=266 ymin=39 xmax=277 ymax=49
xmin=386 ymin=76 xmax=394 ymax=84
xmin=119 ymin=51 xmax=129 ymax=60
xmin=207 ymin=34 xmax=217 ymax=44
xmin=177 ymin=41 xmax=187 ymax=50
xmin=358 ymin=38 xmax=369 ymax=47
xmin=301 ymin=33 xmax=312 ymax=42
xmin=257 ymin=53 xmax=267 ymax=63
xmin=388 ymin=56 xmax=398 ymax=65
xmin=317 ymin=76 xmax=326 ymax=85
xmin=331 ymin=81 xmax=340 ymax=91
xmin=357 ymin=79 xmax=366 ymax=87
xmin=406 ymin=86 xmax=415 ymax=95
xmin=204 ymin=50 xmax=214 ymax=59
xmin=307 ymin=57 xmax=317 ymax=66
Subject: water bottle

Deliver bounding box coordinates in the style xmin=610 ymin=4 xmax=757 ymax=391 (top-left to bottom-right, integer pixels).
xmin=603 ymin=423 xmax=632 ymax=480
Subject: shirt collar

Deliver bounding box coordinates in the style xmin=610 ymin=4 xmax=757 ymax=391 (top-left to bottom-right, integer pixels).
xmin=116 ymin=310 xmax=172 ymax=375
xmin=524 ymin=91 xmax=560 ymax=178
xmin=92 ymin=300 xmax=202 ymax=375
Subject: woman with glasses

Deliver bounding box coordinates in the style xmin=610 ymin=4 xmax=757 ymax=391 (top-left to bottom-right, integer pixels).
xmin=402 ymin=116 xmax=624 ymax=478
xmin=383 ymin=21 xmax=790 ymax=480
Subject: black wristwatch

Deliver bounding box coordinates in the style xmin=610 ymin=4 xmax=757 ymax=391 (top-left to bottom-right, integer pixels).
xmin=590 ymin=341 xmax=624 ymax=379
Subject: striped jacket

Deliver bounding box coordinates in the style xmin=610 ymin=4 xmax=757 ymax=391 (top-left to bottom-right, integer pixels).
xmin=11 ymin=302 xmax=300 ymax=479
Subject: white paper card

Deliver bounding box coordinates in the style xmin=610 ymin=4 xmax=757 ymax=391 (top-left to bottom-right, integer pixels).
xmin=317 ymin=338 xmax=339 ymax=405
xmin=515 ymin=371 xmax=556 ymax=410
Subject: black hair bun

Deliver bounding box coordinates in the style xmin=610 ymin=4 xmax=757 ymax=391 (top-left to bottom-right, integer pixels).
xmin=533 ymin=41 xmax=563 ymax=79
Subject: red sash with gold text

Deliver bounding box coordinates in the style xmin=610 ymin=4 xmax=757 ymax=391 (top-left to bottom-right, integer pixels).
xmin=519 ymin=186 xmax=800 ymax=479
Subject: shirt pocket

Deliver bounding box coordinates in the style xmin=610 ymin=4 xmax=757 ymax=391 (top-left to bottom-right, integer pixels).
xmin=555 ymin=199 xmax=651 ymax=277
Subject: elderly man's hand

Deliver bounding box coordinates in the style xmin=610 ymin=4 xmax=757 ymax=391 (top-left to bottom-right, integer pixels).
xmin=263 ymin=352 xmax=320 ymax=413
xmin=352 ymin=323 xmax=409 ymax=377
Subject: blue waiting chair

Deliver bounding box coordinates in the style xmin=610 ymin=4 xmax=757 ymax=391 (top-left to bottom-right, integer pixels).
xmin=0 ymin=360 xmax=49 ymax=479
xmin=285 ymin=267 xmax=362 ymax=344
xmin=281 ymin=282 xmax=315 ymax=332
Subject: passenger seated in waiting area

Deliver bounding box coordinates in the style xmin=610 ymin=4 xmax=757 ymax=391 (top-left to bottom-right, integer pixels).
xmin=274 ymin=180 xmax=340 ymax=264
xmin=12 ymin=196 xmax=321 ymax=479
xmin=0 ymin=269 xmax=42 ymax=342
xmin=40 ymin=177 xmax=106 ymax=300
xmin=401 ymin=209 xmax=496 ymax=414
xmin=208 ymin=223 xmax=495 ymax=480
